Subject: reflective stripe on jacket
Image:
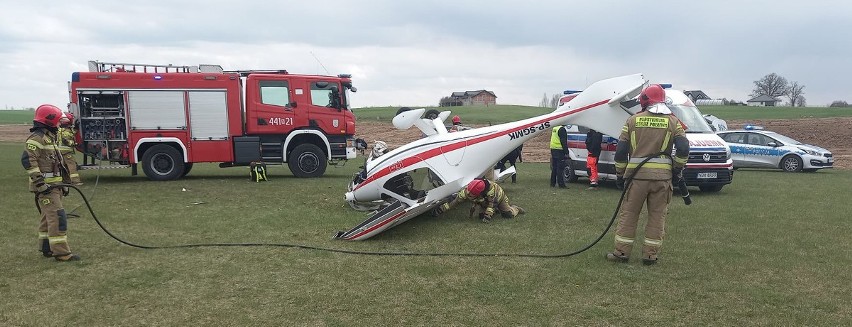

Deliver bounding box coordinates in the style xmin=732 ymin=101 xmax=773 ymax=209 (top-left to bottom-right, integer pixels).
xmin=550 ymin=126 xmax=567 ymax=150
xmin=22 ymin=129 xmax=68 ymax=192
xmin=615 ymin=111 xmax=687 ymax=180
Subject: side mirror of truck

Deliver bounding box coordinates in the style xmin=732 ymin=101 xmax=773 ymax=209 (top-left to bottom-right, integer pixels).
xmin=286 ymin=101 xmax=297 ymax=109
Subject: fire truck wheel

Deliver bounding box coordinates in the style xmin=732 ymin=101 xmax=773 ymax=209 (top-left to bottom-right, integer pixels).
xmin=288 ymin=144 xmax=327 ymax=178
xmin=141 ymin=144 xmax=185 ymax=181
xmin=182 ymin=163 xmax=194 ymax=177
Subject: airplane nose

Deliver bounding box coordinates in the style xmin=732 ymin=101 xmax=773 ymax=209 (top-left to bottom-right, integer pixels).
xmin=344 ymin=191 xmax=356 ymax=202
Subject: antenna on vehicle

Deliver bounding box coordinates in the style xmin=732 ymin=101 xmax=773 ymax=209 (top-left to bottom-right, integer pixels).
xmin=310 ymin=51 xmax=331 ymax=75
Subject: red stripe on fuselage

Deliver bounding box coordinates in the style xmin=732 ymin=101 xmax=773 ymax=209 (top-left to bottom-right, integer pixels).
xmin=346 ymin=210 xmax=408 ymax=240
xmin=353 ymin=100 xmax=609 ymax=192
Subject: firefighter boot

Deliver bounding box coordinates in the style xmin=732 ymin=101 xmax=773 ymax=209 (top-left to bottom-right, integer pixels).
xmin=642 ymin=256 xmax=658 ymax=266
xmin=606 ymin=251 xmax=629 ymax=263
xmin=516 ymin=206 xmax=526 ymax=215
xmin=55 ymin=253 xmax=81 ymax=262
xmin=40 ymin=239 xmax=52 ymax=258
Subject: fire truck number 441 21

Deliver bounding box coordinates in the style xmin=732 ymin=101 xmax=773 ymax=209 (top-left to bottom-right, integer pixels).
xmin=268 ymin=117 xmax=294 ymax=126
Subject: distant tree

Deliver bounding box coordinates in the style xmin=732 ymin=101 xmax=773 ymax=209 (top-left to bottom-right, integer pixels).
xmin=539 ymin=93 xmax=549 ymax=108
xmin=549 ymin=94 xmax=560 ymax=108
xmin=795 ymin=96 xmax=806 ymax=107
xmin=829 ymin=100 xmax=849 ymax=107
xmin=751 ymin=73 xmax=789 ymax=98
xmin=786 ymin=81 xmax=806 ymax=107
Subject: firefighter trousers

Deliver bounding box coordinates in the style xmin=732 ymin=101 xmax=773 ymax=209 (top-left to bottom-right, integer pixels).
xmin=471 ymin=197 xmax=521 ymax=219
xmin=36 ymin=188 xmax=72 ymax=257
xmin=62 ymin=152 xmax=81 ymax=184
xmin=613 ymin=179 xmax=672 ymax=260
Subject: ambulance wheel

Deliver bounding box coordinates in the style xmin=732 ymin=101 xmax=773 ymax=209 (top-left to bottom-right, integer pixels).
xmin=780 ymin=155 xmax=802 ymax=172
xmin=288 ymin=144 xmax=327 ymax=178
xmin=141 ymin=144 xmax=185 ymax=181
xmin=699 ymin=185 xmax=723 ymax=192
xmin=563 ymin=166 xmax=578 ymax=183
xmin=182 ymin=163 xmax=194 ymax=177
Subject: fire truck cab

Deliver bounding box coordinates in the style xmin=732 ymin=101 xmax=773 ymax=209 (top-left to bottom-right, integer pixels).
xmin=68 ymin=60 xmax=357 ymax=180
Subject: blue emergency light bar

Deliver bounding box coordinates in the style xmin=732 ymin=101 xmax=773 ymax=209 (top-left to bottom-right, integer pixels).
xmin=744 ymin=124 xmax=764 ymax=130
xmin=659 ymin=83 xmax=672 ymax=89
xmin=563 ymin=90 xmax=582 ymax=95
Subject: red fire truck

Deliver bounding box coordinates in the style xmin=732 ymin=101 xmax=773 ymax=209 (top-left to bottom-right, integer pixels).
xmin=67 ymin=60 xmax=358 ymax=180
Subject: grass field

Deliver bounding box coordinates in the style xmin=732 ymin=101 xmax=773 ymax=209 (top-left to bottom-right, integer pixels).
xmin=1 ymin=142 xmax=850 ymax=325
xmin=0 ymin=110 xmax=37 ymax=125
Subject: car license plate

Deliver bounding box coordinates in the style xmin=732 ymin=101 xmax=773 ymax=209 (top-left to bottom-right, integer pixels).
xmin=697 ymin=172 xmax=717 ymax=179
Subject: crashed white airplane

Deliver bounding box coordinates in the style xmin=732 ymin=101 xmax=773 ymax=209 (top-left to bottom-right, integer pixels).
xmin=336 ymin=73 xmax=649 ymax=240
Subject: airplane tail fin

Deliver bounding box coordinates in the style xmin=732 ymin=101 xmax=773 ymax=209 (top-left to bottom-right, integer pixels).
xmin=554 ymin=73 xmax=647 ymax=137
xmin=392 ymin=108 xmax=452 ymax=136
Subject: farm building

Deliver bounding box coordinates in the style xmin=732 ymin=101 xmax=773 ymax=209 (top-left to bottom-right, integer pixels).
xmin=439 ymin=90 xmax=497 ymax=107
xmin=747 ymin=95 xmax=781 ymax=106
xmin=683 ymin=90 xmax=711 ymax=103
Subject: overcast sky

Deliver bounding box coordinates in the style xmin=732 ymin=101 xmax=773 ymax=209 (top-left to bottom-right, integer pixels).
xmin=1 ymin=0 xmax=849 ymax=109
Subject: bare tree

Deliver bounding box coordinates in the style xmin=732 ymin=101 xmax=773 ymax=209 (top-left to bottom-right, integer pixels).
xmin=549 ymin=94 xmax=561 ymax=108
xmin=539 ymin=93 xmax=549 ymax=107
xmin=751 ymin=73 xmax=789 ymax=98
xmin=786 ymin=82 xmax=806 ymax=107
xmin=795 ymin=96 xmax=806 ymax=107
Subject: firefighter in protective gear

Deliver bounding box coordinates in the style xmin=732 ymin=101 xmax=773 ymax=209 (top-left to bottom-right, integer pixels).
xmin=607 ymin=84 xmax=689 ymax=265
xmin=434 ymin=179 xmax=525 ymax=223
xmin=22 ymin=104 xmax=81 ymax=262
xmin=550 ymin=125 xmax=569 ymax=188
xmin=448 ymin=115 xmax=470 ymax=132
xmin=57 ymin=113 xmax=82 ymax=185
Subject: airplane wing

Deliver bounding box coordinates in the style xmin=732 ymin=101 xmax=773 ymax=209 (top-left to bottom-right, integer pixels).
xmin=335 ymin=179 xmax=466 ymax=241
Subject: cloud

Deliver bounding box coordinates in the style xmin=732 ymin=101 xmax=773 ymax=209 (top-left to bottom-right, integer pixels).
xmin=1 ymin=0 xmax=851 ymax=109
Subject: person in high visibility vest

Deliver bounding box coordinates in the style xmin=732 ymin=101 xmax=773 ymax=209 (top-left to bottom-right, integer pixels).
xmin=57 ymin=113 xmax=82 ymax=185
xmin=549 ymin=125 xmax=569 ymax=188
xmin=607 ymin=84 xmax=689 ymax=265
xmin=434 ymin=179 xmax=525 ymax=223
xmin=585 ymin=129 xmax=603 ymax=189
xmin=22 ymin=104 xmax=81 ymax=262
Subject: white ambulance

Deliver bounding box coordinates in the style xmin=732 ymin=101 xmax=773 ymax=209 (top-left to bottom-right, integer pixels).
xmin=562 ymin=88 xmax=734 ymax=192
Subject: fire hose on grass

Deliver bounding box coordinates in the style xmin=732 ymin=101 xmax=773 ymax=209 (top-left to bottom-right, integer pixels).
xmin=52 ymin=155 xmax=688 ymax=258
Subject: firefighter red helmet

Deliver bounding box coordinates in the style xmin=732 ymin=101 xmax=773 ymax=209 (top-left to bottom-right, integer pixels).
xmin=466 ymin=179 xmax=487 ymax=197
xmin=639 ymin=84 xmax=666 ymax=109
xmin=452 ymin=115 xmax=461 ymax=124
xmin=34 ymin=104 xmax=63 ymax=127
xmin=59 ymin=113 xmax=71 ymax=127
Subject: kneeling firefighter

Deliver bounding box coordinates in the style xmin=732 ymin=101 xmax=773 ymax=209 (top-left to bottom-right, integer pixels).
xmin=434 ymin=179 xmax=525 ymax=223
xmin=608 ymin=84 xmax=689 ymax=265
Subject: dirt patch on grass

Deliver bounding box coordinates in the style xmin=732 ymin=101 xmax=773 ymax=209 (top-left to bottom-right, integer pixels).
xmin=354 ymin=117 xmax=852 ymax=169
xmin=0 ymin=124 xmax=32 ymax=143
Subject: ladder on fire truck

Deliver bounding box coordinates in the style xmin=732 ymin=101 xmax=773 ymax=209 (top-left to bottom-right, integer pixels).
xmin=87 ymin=60 xmax=224 ymax=74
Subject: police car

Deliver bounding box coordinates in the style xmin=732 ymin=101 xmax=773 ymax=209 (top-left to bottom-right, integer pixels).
xmin=717 ymin=125 xmax=833 ymax=172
